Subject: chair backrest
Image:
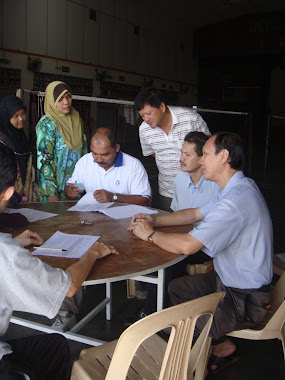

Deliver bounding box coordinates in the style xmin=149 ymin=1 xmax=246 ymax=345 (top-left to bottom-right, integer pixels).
xmin=265 ymin=271 xmax=285 ymax=330
xmin=105 ymin=292 xmax=225 ymax=380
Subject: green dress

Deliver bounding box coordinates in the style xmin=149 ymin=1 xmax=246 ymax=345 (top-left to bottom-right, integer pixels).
xmin=36 ymin=115 xmax=87 ymax=201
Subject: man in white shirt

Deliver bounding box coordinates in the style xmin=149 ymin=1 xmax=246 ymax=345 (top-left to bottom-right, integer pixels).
xmin=134 ymin=87 xmax=210 ymax=211
xmin=65 ymin=127 xmax=151 ymax=205
xmin=0 ymin=141 xmax=118 ymax=379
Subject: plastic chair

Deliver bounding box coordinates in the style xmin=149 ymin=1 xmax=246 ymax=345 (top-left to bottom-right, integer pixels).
xmin=227 ymin=271 xmax=285 ymax=360
xmin=71 ymin=292 xmax=225 ymax=380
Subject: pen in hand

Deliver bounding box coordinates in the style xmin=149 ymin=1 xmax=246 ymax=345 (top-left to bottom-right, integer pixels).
xmin=33 ymin=247 xmax=67 ymax=252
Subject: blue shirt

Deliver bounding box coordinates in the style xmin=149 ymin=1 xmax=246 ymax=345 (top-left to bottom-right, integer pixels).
xmin=171 ymin=172 xmax=220 ymax=226
xmin=190 ymin=171 xmax=273 ymax=289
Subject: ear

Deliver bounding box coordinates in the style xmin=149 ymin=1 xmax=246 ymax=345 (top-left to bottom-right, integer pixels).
xmin=160 ymin=102 xmax=166 ymax=112
xmin=220 ymin=149 xmax=230 ymax=164
xmin=0 ymin=186 xmax=15 ymax=206
xmin=115 ymin=144 xmax=120 ymax=153
xmin=3 ymin=186 xmax=15 ymax=201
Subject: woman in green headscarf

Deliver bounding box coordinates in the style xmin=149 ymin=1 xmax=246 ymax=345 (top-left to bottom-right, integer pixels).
xmin=36 ymin=81 xmax=87 ymax=201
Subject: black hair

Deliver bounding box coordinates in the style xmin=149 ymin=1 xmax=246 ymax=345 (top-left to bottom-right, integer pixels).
xmin=134 ymin=87 xmax=166 ymax=111
xmin=0 ymin=141 xmax=17 ymax=194
xmin=213 ymin=132 xmax=245 ymax=171
xmin=184 ymin=131 xmax=210 ymax=157
xmin=90 ymin=127 xmax=117 ymax=147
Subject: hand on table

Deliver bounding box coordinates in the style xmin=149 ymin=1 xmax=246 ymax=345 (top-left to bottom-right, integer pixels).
xmin=14 ymin=229 xmax=44 ymax=247
xmin=128 ymin=213 xmax=155 ymax=231
xmin=129 ymin=219 xmax=154 ymax=241
xmin=89 ymin=241 xmax=119 ymax=259
xmin=93 ymin=189 xmax=112 ymax=203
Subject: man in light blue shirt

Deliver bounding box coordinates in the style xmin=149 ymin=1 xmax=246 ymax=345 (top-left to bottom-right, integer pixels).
xmin=129 ymin=132 xmax=273 ymax=375
xmin=171 ymin=131 xmax=220 ymax=222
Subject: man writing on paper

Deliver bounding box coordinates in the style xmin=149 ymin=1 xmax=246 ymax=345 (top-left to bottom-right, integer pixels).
xmin=128 ymin=132 xmax=273 ymax=375
xmin=64 ymin=127 xmax=151 ymax=205
xmin=0 ymin=141 xmax=118 ymax=379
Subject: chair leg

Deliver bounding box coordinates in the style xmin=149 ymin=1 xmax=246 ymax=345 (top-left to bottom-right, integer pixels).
xmin=193 ymin=337 xmax=212 ymax=380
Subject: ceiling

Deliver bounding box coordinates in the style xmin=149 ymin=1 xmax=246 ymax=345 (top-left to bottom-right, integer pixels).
xmin=152 ymin=0 xmax=285 ymax=29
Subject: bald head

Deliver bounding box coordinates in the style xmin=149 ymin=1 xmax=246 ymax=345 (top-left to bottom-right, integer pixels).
xmin=90 ymin=128 xmax=120 ymax=171
xmin=91 ymin=127 xmax=117 ymax=147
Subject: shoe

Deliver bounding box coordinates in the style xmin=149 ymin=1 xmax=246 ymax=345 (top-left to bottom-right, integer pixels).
xmin=135 ymin=289 xmax=148 ymax=301
xmin=123 ymin=309 xmax=148 ymax=327
xmin=51 ymin=310 xmax=77 ymax=332
xmin=207 ymin=349 xmax=240 ymax=377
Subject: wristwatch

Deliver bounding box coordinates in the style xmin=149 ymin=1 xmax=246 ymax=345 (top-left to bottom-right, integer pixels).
xmin=112 ymin=194 xmax=118 ymax=202
xmin=148 ymin=231 xmax=156 ymax=243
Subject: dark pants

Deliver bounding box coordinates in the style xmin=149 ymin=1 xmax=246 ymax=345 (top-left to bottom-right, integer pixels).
xmin=0 ymin=334 xmax=71 ymax=380
xmin=151 ymin=193 xmax=172 ymax=212
xmin=168 ymin=271 xmax=271 ymax=343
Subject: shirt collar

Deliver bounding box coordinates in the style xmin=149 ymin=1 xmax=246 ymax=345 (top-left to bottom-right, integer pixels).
xmin=221 ymin=171 xmax=244 ymax=197
xmin=168 ymin=106 xmax=178 ymax=126
xmin=188 ymin=174 xmax=206 ymax=190
xmin=114 ymin=151 xmax=123 ymax=167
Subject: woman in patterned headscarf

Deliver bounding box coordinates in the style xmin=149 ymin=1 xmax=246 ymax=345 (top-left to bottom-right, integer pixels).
xmin=0 ymin=95 xmax=34 ymax=203
xmin=36 ymin=81 xmax=87 ymax=201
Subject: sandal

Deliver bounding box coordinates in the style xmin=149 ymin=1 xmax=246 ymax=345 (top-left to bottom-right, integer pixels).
xmin=207 ymin=349 xmax=240 ymax=377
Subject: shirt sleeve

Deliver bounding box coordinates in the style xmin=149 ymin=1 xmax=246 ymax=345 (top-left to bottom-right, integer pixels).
xmin=0 ymin=236 xmax=71 ymax=320
xmin=129 ymin=160 xmax=151 ymax=198
xmin=190 ymin=198 xmax=244 ymax=256
xmin=36 ymin=117 xmax=58 ymax=199
xmin=139 ymin=125 xmax=155 ymax=157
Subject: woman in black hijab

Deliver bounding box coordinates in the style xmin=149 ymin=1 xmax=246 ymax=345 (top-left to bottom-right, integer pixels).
xmin=0 ymin=95 xmax=34 ymax=203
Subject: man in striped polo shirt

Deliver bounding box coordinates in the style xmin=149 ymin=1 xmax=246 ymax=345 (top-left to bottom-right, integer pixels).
xmin=134 ymin=87 xmax=210 ymax=211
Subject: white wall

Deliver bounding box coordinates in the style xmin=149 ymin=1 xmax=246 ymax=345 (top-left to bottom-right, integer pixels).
xmin=0 ymin=0 xmax=198 ymax=104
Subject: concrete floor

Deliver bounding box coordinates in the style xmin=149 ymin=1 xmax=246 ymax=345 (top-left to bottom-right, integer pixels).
xmin=4 ymin=277 xmax=285 ymax=380
xmin=3 ymin=145 xmax=285 ymax=379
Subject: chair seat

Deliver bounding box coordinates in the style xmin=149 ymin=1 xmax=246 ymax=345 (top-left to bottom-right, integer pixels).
xmin=72 ymin=335 xmax=168 ymax=380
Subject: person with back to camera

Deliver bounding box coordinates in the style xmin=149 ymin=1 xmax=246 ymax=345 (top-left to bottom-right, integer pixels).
xmin=0 ymin=95 xmax=35 ymax=204
xmin=134 ymin=87 xmax=210 ymax=211
xmin=0 ymin=141 xmax=119 ymax=379
xmin=36 ymin=81 xmax=87 ymax=202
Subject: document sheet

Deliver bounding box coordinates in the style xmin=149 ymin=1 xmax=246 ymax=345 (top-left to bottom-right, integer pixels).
xmin=5 ymin=208 xmax=58 ymax=223
xmin=32 ymin=230 xmax=100 ymax=258
xmin=68 ymin=192 xmax=114 ymax=212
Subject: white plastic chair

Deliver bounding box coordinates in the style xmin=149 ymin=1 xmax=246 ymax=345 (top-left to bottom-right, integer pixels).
xmin=71 ymin=292 xmax=225 ymax=380
xmin=227 ymin=272 xmax=285 ymax=360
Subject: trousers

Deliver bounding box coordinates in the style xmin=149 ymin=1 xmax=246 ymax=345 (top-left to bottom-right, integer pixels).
xmin=168 ymin=271 xmax=271 ymax=343
xmin=0 ymin=333 xmax=71 ymax=380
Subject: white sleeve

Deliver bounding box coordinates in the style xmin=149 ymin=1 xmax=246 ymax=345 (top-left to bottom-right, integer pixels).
xmin=130 ymin=160 xmax=151 ymax=198
xmin=139 ymin=125 xmax=155 ymax=157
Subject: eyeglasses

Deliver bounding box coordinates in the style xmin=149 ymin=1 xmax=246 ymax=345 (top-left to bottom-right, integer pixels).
xmin=11 ymin=111 xmax=26 ymax=120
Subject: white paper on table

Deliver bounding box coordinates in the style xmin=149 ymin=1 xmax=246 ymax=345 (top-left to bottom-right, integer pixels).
xmin=68 ymin=192 xmax=114 ymax=212
xmin=100 ymin=204 xmax=158 ymax=219
xmin=277 ymin=253 xmax=285 ymax=263
xmin=32 ymin=230 xmax=100 ymax=258
xmin=5 ymin=208 xmax=58 ymax=223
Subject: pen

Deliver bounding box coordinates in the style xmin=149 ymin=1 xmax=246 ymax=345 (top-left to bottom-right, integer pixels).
xmin=80 ymin=220 xmax=93 ymax=225
xmin=33 ymin=247 xmax=67 ymax=252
